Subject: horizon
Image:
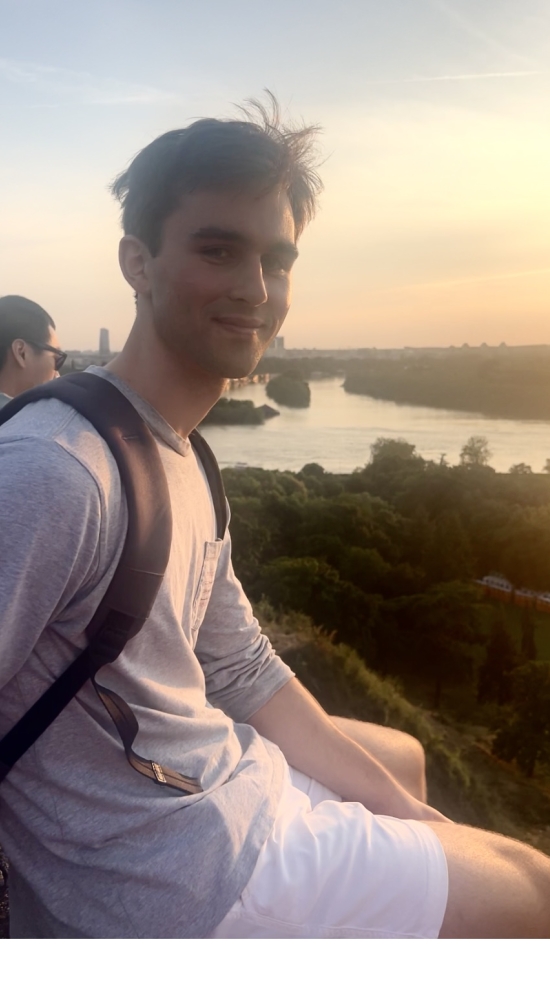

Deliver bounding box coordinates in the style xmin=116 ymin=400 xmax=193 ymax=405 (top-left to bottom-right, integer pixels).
xmin=1 ymin=0 xmax=549 ymax=352
xmin=67 ymin=337 xmax=550 ymax=355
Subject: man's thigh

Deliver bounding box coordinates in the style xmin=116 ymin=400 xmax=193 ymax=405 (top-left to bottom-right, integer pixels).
xmin=210 ymin=768 xmax=448 ymax=939
xmin=427 ymin=821 xmax=550 ymax=938
xmin=332 ymin=715 xmax=427 ymax=802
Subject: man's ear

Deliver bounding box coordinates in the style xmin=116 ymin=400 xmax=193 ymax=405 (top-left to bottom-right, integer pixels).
xmin=10 ymin=339 xmax=28 ymax=370
xmin=118 ymin=236 xmax=154 ymax=296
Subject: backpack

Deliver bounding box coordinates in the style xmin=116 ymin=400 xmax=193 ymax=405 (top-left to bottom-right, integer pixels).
xmin=0 ymin=372 xmax=227 ymax=794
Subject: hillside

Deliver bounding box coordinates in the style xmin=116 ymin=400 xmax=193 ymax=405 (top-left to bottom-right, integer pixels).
xmin=259 ymin=605 xmax=550 ymax=854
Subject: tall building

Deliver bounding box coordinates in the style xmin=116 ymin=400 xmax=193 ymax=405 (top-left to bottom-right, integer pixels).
xmin=266 ymin=335 xmax=285 ymax=355
xmin=99 ymin=328 xmax=110 ymax=356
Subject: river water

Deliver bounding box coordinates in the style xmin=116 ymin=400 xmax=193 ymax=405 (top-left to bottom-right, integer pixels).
xmin=199 ymin=377 xmax=549 ymax=474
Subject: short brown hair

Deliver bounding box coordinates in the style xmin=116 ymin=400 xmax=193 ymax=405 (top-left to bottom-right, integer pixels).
xmin=110 ymin=93 xmax=323 ymax=255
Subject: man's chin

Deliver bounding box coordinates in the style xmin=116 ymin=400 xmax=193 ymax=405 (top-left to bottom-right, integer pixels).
xmin=202 ymin=347 xmax=264 ymax=381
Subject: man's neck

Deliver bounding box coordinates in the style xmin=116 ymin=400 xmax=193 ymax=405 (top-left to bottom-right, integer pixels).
xmin=0 ymin=368 xmax=20 ymax=399
xmin=107 ymin=323 xmax=225 ymax=439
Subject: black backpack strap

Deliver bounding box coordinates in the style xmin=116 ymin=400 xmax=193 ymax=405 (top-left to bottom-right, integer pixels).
xmin=0 ymin=373 xmax=225 ymax=793
xmin=190 ymin=428 xmax=228 ymax=540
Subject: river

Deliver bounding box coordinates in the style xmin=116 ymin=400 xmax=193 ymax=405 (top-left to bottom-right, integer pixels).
xmin=199 ymin=377 xmax=550 ymax=474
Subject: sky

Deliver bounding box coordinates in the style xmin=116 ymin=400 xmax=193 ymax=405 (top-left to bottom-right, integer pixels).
xmin=0 ymin=0 xmax=549 ymax=351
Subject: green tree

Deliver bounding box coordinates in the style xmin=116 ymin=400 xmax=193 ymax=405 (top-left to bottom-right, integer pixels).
xmin=424 ymin=511 xmax=474 ymax=584
xmin=259 ymin=555 xmax=378 ymax=656
xmin=300 ymin=462 xmax=325 ymax=478
xmin=460 ymin=436 xmax=492 ymax=467
xmin=520 ymin=607 xmax=537 ymax=662
xmin=201 ymin=397 xmax=264 ymax=425
xmin=478 ymin=614 xmax=520 ymax=705
xmin=508 ymin=463 xmax=533 ymax=475
xmin=370 ymin=437 xmax=418 ymax=463
xmin=493 ymin=661 xmax=550 ymax=777
xmin=377 ymin=582 xmax=483 ymax=708
xmin=266 ymin=375 xmax=311 ymax=408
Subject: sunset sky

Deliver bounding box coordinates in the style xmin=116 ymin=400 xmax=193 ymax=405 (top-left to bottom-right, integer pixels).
xmin=1 ymin=0 xmax=548 ymax=351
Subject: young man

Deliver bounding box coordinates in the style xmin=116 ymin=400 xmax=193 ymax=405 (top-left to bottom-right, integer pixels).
xmin=0 ymin=102 xmax=549 ymax=939
xmin=0 ymin=295 xmax=66 ymax=406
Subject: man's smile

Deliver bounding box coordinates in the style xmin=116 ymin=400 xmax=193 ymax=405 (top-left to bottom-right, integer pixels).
xmin=211 ymin=315 xmax=269 ymax=336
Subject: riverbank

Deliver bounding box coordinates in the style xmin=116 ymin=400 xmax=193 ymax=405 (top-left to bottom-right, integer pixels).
xmin=344 ymin=351 xmax=550 ymax=421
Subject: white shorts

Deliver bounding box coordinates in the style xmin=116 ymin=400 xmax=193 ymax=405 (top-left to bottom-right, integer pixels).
xmin=210 ymin=764 xmax=449 ymax=939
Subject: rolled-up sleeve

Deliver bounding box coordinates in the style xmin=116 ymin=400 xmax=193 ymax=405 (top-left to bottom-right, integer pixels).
xmin=195 ymin=530 xmax=294 ymax=722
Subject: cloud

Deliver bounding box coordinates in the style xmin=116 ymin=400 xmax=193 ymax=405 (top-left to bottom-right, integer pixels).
xmin=427 ymin=0 xmax=537 ymax=67
xmin=0 ymin=57 xmax=179 ymax=105
xmin=360 ymin=70 xmax=545 ymax=86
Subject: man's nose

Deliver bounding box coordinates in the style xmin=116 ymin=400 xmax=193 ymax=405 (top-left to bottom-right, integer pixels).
xmin=229 ymin=259 xmax=268 ymax=306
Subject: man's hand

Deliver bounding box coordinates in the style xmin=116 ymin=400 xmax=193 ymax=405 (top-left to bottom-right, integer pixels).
xmin=248 ymin=677 xmax=451 ymax=823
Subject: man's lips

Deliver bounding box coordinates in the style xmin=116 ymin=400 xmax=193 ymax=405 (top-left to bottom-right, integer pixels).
xmin=212 ymin=316 xmax=266 ymax=335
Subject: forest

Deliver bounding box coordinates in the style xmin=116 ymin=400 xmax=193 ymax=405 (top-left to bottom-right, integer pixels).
xmin=222 ymin=436 xmax=550 ymax=781
xmin=343 ymin=348 xmax=550 ymax=421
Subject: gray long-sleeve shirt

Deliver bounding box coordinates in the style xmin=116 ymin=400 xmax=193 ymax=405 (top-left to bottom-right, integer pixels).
xmin=0 ymin=367 xmax=293 ymax=938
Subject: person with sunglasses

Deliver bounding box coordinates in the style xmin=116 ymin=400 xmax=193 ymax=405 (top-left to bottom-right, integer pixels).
xmin=0 ymin=295 xmax=66 ymax=408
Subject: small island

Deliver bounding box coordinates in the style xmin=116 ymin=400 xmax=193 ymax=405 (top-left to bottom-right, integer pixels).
xmin=200 ymin=397 xmax=279 ymax=426
xmin=266 ymin=374 xmax=311 ymax=408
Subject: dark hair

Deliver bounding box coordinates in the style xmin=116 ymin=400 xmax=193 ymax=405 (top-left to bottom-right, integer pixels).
xmin=110 ymin=93 xmax=323 ymax=255
xmin=0 ymin=295 xmax=55 ymax=369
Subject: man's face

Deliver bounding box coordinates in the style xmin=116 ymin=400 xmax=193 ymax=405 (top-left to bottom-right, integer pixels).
xmin=144 ymin=187 xmax=297 ymax=379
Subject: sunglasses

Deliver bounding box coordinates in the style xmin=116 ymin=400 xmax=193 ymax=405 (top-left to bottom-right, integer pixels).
xmin=26 ymin=341 xmax=68 ymax=372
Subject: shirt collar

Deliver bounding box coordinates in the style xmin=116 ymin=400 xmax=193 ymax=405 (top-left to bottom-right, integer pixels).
xmin=85 ymin=366 xmax=191 ymax=457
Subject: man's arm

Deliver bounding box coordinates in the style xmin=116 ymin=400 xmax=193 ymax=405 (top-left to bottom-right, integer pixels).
xmin=195 ymin=530 xmax=294 ymax=719
xmin=0 ymin=436 xmax=107 ymax=688
xmin=248 ymin=677 xmax=450 ymax=822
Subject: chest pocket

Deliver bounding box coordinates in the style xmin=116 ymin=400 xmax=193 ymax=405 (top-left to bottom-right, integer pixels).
xmin=191 ymin=540 xmax=223 ymax=633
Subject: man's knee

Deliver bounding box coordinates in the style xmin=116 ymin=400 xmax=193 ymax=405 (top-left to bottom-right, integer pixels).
xmin=393 ymin=731 xmax=427 ymax=801
xmin=429 ymin=822 xmax=550 ymax=939
xmin=332 ymin=717 xmax=427 ymax=801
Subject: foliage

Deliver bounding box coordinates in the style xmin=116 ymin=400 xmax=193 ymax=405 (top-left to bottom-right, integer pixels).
xmin=493 ymin=661 xmax=550 ymax=777
xmin=370 ymin=437 xmax=419 ymax=464
xmin=478 ymin=613 xmax=521 ymax=705
xmin=223 ymin=438 xmax=550 ymax=777
xmin=266 ymin=374 xmax=311 ymax=408
xmin=520 ymin=608 xmax=537 ymax=662
xmin=258 ymin=606 xmax=550 ymax=839
xmin=375 ymin=582 xmax=484 ymax=708
xmin=200 ymin=397 xmax=265 ymax=425
xmin=509 ymin=463 xmax=533 ymax=475
xmin=460 ymin=436 xmax=492 ymax=467
xmin=342 ymin=350 xmax=550 ymax=420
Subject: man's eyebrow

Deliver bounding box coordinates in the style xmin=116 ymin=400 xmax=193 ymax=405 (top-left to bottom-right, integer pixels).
xmin=190 ymin=226 xmax=246 ymax=243
xmin=269 ymin=240 xmax=299 ymax=262
xmin=190 ymin=227 xmax=299 ymax=260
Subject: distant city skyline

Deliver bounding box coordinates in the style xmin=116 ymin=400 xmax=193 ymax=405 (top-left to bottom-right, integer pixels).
xmin=1 ymin=0 xmax=548 ymax=351
xmin=68 ymin=331 xmax=550 ymax=359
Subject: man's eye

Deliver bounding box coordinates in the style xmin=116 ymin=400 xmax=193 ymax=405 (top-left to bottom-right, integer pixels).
xmin=262 ymin=256 xmax=291 ymax=275
xmin=201 ymin=247 xmax=231 ymax=261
